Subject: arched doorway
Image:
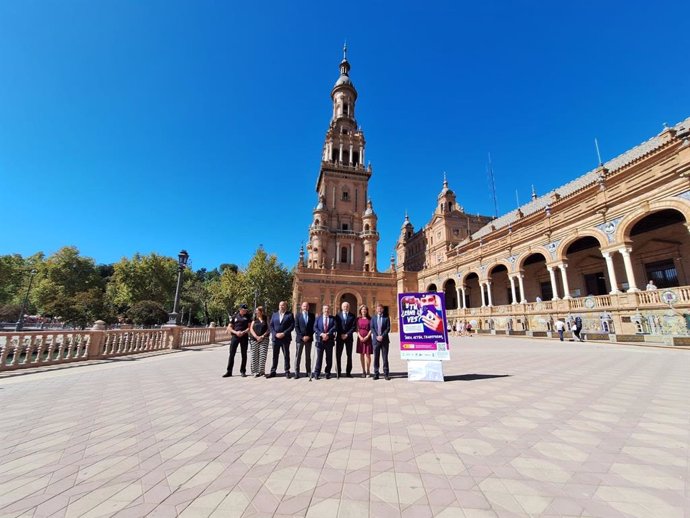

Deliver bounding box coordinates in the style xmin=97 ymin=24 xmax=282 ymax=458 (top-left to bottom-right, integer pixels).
xmin=339 ymin=292 xmax=358 ymax=312
xmin=521 ymin=253 xmax=549 ymax=302
xmin=629 ymin=209 xmax=688 ymax=288
xmin=464 ymin=273 xmax=480 ymax=308
xmin=565 ymin=237 xmax=606 ymax=296
xmin=488 ymin=264 xmax=510 ymax=306
xmin=443 ymin=279 xmax=457 ymax=309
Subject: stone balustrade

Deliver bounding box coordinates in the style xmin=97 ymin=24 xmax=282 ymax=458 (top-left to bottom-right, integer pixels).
xmin=0 ymin=324 xmax=230 ymax=372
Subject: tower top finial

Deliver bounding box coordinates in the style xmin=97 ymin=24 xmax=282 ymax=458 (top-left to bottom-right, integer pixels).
xmin=531 ymin=184 xmax=537 ymax=200
xmin=343 ymin=41 xmax=347 ymax=60
xmin=443 ymin=171 xmax=448 ymax=189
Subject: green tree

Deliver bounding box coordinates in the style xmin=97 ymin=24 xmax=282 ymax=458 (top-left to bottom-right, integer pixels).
xmin=240 ymin=247 xmax=293 ymax=314
xmin=106 ymin=253 xmax=181 ymax=313
xmin=32 ymin=247 xmax=105 ymax=327
xmin=127 ymin=300 xmax=169 ymax=326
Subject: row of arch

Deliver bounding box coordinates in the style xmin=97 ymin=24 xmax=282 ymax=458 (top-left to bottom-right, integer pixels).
xmin=426 ymin=205 xmax=690 ymax=309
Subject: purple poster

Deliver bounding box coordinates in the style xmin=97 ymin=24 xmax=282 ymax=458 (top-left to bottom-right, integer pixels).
xmin=398 ymin=292 xmax=450 ymax=361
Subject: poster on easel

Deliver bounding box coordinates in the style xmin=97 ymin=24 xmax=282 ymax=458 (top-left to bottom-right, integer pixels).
xmin=398 ymin=292 xmax=450 ymax=361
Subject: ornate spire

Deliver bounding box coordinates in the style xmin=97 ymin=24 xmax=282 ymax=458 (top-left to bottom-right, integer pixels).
xmin=531 ymin=185 xmax=537 ymax=200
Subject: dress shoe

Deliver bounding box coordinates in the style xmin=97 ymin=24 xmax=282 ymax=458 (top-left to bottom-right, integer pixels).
xmin=241 ymin=372 xmax=247 ymax=378
xmin=294 ymin=373 xmax=300 ymax=379
xmin=254 ymin=373 xmax=261 ymax=378
xmin=361 ymin=373 xmax=366 ymax=378
xmin=325 ymin=374 xmax=331 ymax=379
xmin=336 ymin=373 xmax=340 ymax=379
xmin=385 ymin=375 xmax=391 ymax=381
xmin=346 ymin=373 xmax=353 ymax=378
xmin=286 ymin=372 xmax=292 ymax=379
xmin=222 ymin=372 xmax=232 ymax=378
xmin=268 ymin=372 xmax=276 ymax=378
xmin=373 ymin=374 xmax=379 ymax=380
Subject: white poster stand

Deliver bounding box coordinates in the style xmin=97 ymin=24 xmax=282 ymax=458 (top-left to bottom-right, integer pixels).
xmin=407 ymin=360 xmax=444 ymax=382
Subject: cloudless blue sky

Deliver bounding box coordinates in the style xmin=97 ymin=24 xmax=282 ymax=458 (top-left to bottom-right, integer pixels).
xmin=2 ymin=1 xmax=689 ymax=271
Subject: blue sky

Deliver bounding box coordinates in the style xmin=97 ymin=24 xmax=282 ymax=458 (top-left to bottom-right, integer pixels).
xmin=2 ymin=1 xmax=689 ymax=271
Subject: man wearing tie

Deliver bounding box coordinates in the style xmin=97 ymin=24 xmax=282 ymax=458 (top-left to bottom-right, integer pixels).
xmin=269 ymin=300 xmax=295 ymax=378
xmin=335 ymin=301 xmax=356 ymax=378
xmin=371 ymin=303 xmax=391 ymax=380
xmin=313 ymin=304 xmax=337 ymax=379
xmin=294 ymin=301 xmax=315 ymax=379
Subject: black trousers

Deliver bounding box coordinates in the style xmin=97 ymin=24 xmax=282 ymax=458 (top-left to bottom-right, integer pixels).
xmin=227 ymin=335 xmax=248 ymax=374
xmin=336 ymin=338 xmax=353 ymax=375
xmin=294 ymin=339 xmax=312 ymax=375
xmin=271 ymin=341 xmax=291 ymax=374
xmin=314 ymin=342 xmax=333 ymax=375
xmin=373 ymin=340 xmax=389 ymax=375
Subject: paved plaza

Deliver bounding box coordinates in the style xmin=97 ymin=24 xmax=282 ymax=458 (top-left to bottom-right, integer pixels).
xmin=0 ymin=335 xmax=688 ymax=518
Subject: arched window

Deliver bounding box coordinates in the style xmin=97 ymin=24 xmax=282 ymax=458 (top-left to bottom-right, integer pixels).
xmin=341 ymin=247 xmax=348 ymax=263
xmin=364 ymin=224 xmax=370 ymax=232
xmin=314 ymin=218 xmax=320 ymax=226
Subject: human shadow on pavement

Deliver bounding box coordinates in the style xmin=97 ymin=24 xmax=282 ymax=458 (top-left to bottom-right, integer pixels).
xmin=444 ymin=373 xmax=511 ymax=382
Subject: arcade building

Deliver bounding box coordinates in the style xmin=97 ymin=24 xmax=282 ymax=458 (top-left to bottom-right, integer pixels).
xmin=293 ymin=48 xmax=690 ymax=344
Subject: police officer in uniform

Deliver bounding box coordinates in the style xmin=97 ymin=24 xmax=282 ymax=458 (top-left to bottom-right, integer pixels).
xmin=223 ymin=304 xmax=251 ymax=377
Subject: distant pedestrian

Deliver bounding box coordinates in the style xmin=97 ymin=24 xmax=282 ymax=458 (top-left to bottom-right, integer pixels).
xmin=573 ymin=316 xmax=584 ymax=342
xmin=646 ymin=279 xmax=657 ymax=291
xmin=555 ymin=319 xmax=565 ymax=341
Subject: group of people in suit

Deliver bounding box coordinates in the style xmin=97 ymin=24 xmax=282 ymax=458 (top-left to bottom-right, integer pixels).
xmin=223 ymin=300 xmax=391 ymax=381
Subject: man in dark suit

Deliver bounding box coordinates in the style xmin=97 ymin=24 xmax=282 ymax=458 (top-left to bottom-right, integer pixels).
xmin=335 ymin=301 xmax=356 ymax=378
xmin=313 ymin=304 xmax=337 ymax=379
xmin=269 ymin=300 xmax=295 ymax=378
xmin=371 ymin=303 xmax=391 ymax=380
xmin=294 ymin=301 xmax=315 ymax=379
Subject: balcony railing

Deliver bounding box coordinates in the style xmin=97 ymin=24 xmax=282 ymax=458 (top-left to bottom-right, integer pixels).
xmin=445 ymin=286 xmax=690 ymax=319
xmin=0 ymin=324 xmax=230 ymax=372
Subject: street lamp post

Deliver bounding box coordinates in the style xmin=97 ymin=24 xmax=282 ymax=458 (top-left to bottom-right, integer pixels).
xmin=15 ymin=269 xmax=38 ymax=331
xmin=167 ymin=250 xmax=189 ymax=325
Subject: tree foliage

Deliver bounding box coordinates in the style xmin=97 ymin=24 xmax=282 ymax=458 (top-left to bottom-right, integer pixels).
xmin=106 ymin=253 xmax=181 ymax=312
xmin=32 ymin=247 xmax=106 ymax=327
xmin=127 ymin=300 xmax=169 ymax=326
xmin=0 ymin=246 xmax=294 ymax=328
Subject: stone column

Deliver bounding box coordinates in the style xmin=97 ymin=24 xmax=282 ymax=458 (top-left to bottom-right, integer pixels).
xmin=461 ymin=286 xmax=467 ymax=309
xmin=350 ymin=243 xmax=354 ymax=265
xmin=509 ymin=276 xmax=518 ymax=304
xmin=336 ymin=240 xmax=340 ymax=264
xmin=456 ymin=287 xmax=463 ymax=310
xmin=619 ymin=246 xmax=639 ymax=292
xmin=349 ymin=144 xmax=353 ymax=165
xmin=517 ymin=273 xmax=527 ymax=303
xmin=362 ymin=146 xmax=365 ymax=165
xmin=359 ymin=145 xmax=363 ymax=166
xmin=479 ymin=282 xmax=486 ymax=307
xmin=339 ymin=143 xmax=343 ymax=162
xmin=486 ymin=281 xmax=494 ymax=307
xmin=602 ymin=251 xmax=621 ymax=294
xmin=558 ymin=262 xmax=572 ymax=299
xmin=547 ymin=266 xmax=560 ymax=300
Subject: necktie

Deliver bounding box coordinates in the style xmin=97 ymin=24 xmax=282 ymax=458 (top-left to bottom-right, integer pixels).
xmin=324 ymin=316 xmax=328 ymax=330
xmin=378 ymin=316 xmax=382 ymax=334
xmin=303 ymin=312 xmax=307 ymax=324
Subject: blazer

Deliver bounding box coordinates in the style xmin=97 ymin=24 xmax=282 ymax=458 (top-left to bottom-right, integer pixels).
xmin=295 ymin=311 xmax=315 ymax=342
xmin=371 ymin=314 xmax=391 ymax=346
xmin=314 ymin=314 xmax=337 ymax=347
xmin=270 ymin=311 xmax=295 ymax=345
xmin=335 ymin=311 xmax=356 ymax=341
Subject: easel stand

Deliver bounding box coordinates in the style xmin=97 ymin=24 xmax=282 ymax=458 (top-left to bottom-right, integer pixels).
xmin=407 ymin=360 xmax=444 ymax=382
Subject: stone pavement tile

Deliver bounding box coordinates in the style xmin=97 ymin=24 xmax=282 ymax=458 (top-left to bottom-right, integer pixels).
xmin=304 ymin=497 xmax=339 ymax=518
xmin=400 ymin=504 xmax=433 ymax=518
xmin=369 ymin=501 xmax=402 ymax=518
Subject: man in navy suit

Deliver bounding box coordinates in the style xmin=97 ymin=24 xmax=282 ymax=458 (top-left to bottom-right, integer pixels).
xmin=269 ymin=300 xmax=295 ymax=378
xmin=371 ymin=303 xmax=391 ymax=380
xmin=335 ymin=301 xmax=356 ymax=378
xmin=294 ymin=301 xmax=315 ymax=379
xmin=313 ymin=304 xmax=337 ymax=379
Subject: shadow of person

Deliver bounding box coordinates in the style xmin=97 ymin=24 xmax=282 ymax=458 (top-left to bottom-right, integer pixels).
xmin=443 ymin=373 xmax=511 ymax=382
